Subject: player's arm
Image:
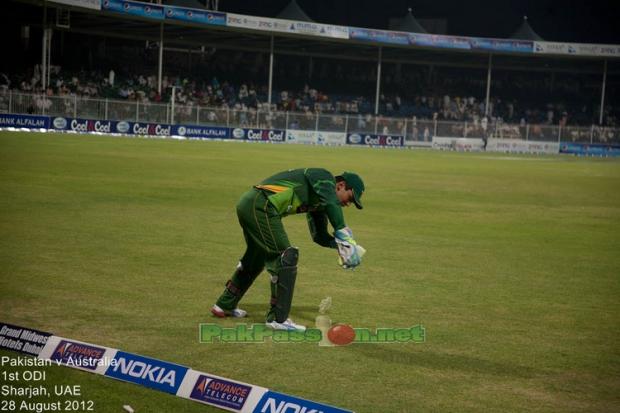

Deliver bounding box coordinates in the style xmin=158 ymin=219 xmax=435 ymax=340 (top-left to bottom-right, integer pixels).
xmin=307 ymin=212 xmax=337 ymax=248
xmin=306 ymin=169 xmax=363 ymax=268
xmin=305 ymin=169 xmax=347 ymax=231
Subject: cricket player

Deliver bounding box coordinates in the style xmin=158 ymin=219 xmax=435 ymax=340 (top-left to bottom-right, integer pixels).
xmin=211 ymin=168 xmax=365 ymax=331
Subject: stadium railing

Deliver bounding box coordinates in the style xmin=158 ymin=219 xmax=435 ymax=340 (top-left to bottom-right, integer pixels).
xmin=0 ymin=90 xmax=618 ymax=144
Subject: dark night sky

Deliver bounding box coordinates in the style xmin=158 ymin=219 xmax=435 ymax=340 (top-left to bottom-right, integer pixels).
xmin=214 ymin=0 xmax=620 ymax=44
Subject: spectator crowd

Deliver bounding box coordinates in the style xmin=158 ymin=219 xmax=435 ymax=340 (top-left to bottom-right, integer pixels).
xmin=0 ymin=60 xmax=617 ymax=128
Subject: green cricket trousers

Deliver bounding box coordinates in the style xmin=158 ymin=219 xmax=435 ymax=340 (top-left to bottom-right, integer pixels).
xmin=215 ymin=188 xmax=299 ymax=322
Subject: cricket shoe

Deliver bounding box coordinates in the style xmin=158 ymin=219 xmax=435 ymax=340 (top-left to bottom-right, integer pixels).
xmin=265 ymin=318 xmax=306 ymax=332
xmin=211 ymin=304 xmax=247 ymax=318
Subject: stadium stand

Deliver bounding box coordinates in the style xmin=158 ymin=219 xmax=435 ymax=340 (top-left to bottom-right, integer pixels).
xmin=2 ymin=59 xmax=616 ymax=128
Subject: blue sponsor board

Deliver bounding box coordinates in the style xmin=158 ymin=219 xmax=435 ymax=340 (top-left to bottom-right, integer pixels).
xmin=409 ymin=33 xmax=471 ymax=50
xmin=560 ymin=142 xmax=620 ymax=157
xmin=347 ymin=133 xmax=404 ymax=147
xmin=164 ymin=7 xmax=226 ymax=26
xmin=190 ymin=374 xmax=252 ymax=410
xmin=54 ymin=118 xmax=172 ymax=136
xmin=231 ymin=128 xmax=286 ymax=142
xmin=349 ymin=28 xmax=409 ymax=45
xmin=102 ymin=0 xmax=164 ymax=20
xmin=470 ymin=38 xmax=533 ymax=53
xmin=52 ymin=117 xmax=116 ymax=133
xmin=128 ymin=122 xmax=172 ymax=136
xmin=105 ymin=351 xmax=189 ymax=394
xmin=174 ymin=125 xmax=230 ymax=139
xmin=0 ymin=114 xmax=49 ymax=129
xmin=254 ymin=391 xmax=353 ymax=413
xmin=50 ymin=340 xmax=106 ymax=371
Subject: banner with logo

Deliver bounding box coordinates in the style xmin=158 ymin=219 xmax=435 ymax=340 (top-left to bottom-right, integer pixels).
xmin=51 ymin=117 xmax=116 ymax=134
xmin=273 ymin=19 xmax=349 ymax=39
xmin=317 ymin=131 xmax=347 ymax=145
xmin=50 ymin=117 xmax=175 ymax=136
xmin=177 ymin=370 xmax=268 ymax=412
xmin=49 ymin=0 xmax=100 ymax=10
xmin=486 ymin=138 xmax=560 ymax=154
xmin=38 ymin=336 xmax=117 ymax=375
xmin=570 ymin=43 xmax=620 ymax=57
xmin=559 ymin=142 xmax=620 ymax=157
xmin=0 ymin=322 xmax=51 ymax=356
xmin=0 ymin=114 xmax=50 ymax=129
xmin=432 ymin=137 xmax=485 ymax=152
xmin=286 ymin=130 xmax=318 ymax=144
xmin=174 ymin=125 xmax=230 ymax=139
xmin=105 ymin=351 xmax=189 ymax=394
xmin=124 ymin=121 xmax=172 ymax=136
xmin=226 ymin=13 xmax=277 ymax=31
xmin=252 ymin=390 xmax=353 ymax=413
xmin=164 ymin=7 xmax=226 ymax=26
xmin=404 ymin=140 xmax=433 ymax=148
xmin=347 ymin=133 xmax=404 ymax=147
xmin=470 ymin=38 xmax=533 ymax=53
xmin=534 ymin=41 xmax=620 ymax=57
xmin=409 ymin=33 xmax=471 ymax=50
xmin=226 ymin=13 xmax=348 ymax=39
xmin=349 ymin=28 xmax=409 ymax=45
xmin=101 ymin=0 xmax=164 ymax=20
xmin=0 ymin=320 xmax=355 ymax=413
xmin=285 ymin=130 xmax=347 ymax=145
xmin=231 ymin=128 xmax=286 ymax=142
xmin=533 ymin=41 xmax=576 ymax=55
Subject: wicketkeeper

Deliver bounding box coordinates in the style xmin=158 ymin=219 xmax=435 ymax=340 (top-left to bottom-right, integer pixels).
xmin=212 ymin=168 xmax=365 ymax=331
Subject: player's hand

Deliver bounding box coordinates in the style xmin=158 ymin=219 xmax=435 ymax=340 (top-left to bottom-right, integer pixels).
xmin=334 ymin=227 xmax=357 ymax=245
xmin=339 ymin=245 xmax=366 ymax=269
xmin=335 ymin=228 xmax=362 ymax=269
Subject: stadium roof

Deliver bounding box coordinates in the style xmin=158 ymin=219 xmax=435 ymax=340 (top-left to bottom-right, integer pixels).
xmin=276 ymin=0 xmax=314 ymax=23
xmin=389 ymin=9 xmax=428 ymax=34
xmin=509 ymin=16 xmax=544 ymax=41
xmin=6 ymin=0 xmax=618 ymax=77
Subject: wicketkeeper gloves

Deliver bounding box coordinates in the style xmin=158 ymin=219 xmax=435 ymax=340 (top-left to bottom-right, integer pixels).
xmin=334 ymin=227 xmax=365 ymax=269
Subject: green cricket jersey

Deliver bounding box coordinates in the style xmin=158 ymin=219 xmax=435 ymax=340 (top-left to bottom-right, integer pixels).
xmin=254 ymin=168 xmax=346 ymax=247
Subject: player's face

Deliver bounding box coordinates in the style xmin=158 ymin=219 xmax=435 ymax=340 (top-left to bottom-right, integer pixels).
xmin=336 ymin=182 xmax=354 ymax=207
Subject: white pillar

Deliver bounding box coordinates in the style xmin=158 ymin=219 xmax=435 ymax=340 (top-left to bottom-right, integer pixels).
xmin=46 ymin=29 xmax=52 ymax=90
xmin=158 ymin=23 xmax=164 ymax=95
xmin=268 ymin=36 xmax=274 ymax=106
xmin=525 ymin=124 xmax=530 ymax=141
xmin=485 ymin=54 xmax=493 ymax=117
xmin=374 ymin=47 xmax=382 ymax=115
xmin=170 ymin=85 xmax=176 ymax=124
xmin=599 ymin=59 xmax=607 ymax=125
xmin=41 ymin=26 xmax=47 ymax=91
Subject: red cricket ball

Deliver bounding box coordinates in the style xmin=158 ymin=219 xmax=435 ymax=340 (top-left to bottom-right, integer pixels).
xmin=327 ymin=324 xmax=356 ymax=346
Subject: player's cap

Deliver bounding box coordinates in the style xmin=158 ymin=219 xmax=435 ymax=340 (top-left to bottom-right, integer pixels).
xmin=342 ymin=172 xmax=365 ymax=209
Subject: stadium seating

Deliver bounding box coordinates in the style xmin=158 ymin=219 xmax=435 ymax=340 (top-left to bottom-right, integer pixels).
xmin=1 ymin=62 xmax=616 ymax=127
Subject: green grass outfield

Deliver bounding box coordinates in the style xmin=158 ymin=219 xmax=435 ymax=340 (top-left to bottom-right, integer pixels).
xmin=1 ymin=131 xmax=619 ymax=412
